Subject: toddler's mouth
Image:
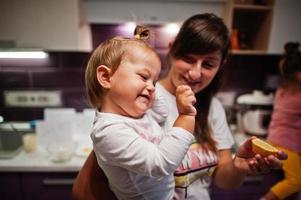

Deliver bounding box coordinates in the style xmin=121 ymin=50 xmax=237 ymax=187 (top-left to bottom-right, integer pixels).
xmin=138 ymin=94 xmax=150 ymax=100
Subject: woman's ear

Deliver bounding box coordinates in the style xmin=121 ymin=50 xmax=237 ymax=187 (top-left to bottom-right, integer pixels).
xmin=220 ymin=59 xmax=228 ymax=68
xmin=96 ymin=65 xmax=112 ymax=89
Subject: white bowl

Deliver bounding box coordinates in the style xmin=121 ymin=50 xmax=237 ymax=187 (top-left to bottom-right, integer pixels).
xmin=47 ymin=142 xmax=75 ymax=163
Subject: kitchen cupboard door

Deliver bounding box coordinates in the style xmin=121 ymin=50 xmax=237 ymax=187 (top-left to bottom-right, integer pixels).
xmin=21 ymin=172 xmax=77 ymax=200
xmin=223 ymin=0 xmax=275 ymax=54
xmin=210 ymin=170 xmax=301 ymax=200
xmin=0 ymin=172 xmax=23 ymax=200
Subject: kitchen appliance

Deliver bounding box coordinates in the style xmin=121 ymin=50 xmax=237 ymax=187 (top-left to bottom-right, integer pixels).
xmin=0 ymin=122 xmax=31 ymax=158
xmin=236 ymin=90 xmax=274 ymax=137
xmin=36 ymin=108 xmax=79 ymax=162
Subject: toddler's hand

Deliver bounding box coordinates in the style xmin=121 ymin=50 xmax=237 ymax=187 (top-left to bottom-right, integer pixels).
xmin=176 ymin=85 xmax=197 ymax=116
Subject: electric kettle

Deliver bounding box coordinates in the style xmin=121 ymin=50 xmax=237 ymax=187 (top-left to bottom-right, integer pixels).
xmin=236 ymin=90 xmax=274 ymax=137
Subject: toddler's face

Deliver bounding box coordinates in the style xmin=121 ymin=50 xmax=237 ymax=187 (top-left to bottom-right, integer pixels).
xmin=108 ymin=46 xmax=161 ymax=118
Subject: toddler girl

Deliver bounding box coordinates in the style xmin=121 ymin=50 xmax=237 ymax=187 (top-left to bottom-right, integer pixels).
xmin=86 ymin=26 xmax=196 ymax=200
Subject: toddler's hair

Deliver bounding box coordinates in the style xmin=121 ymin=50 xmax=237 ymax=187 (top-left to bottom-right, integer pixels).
xmin=85 ymin=25 xmax=158 ymax=110
xmin=134 ymin=25 xmax=150 ymax=40
xmin=279 ymin=42 xmax=301 ymax=83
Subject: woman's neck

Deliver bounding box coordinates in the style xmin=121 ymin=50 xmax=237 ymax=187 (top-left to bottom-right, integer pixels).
xmin=159 ymin=76 xmax=176 ymax=96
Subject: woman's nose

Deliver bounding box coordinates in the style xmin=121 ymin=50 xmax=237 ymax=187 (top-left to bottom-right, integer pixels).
xmin=188 ymin=65 xmax=201 ymax=81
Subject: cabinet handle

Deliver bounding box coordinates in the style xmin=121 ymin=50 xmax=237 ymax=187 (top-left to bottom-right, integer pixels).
xmin=43 ymin=178 xmax=75 ymax=186
xmin=244 ymin=176 xmax=264 ymax=183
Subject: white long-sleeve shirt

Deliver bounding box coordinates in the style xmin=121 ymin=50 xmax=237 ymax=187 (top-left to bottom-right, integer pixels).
xmin=92 ymin=83 xmax=234 ymax=200
xmin=156 ymin=84 xmax=234 ymax=200
xmin=91 ymin=106 xmax=194 ymax=200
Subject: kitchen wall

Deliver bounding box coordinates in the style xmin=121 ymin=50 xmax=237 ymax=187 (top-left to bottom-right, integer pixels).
xmin=0 ymin=0 xmax=92 ymax=51
xmin=1 ymin=0 xmax=290 ymax=122
xmin=268 ymin=0 xmax=301 ymax=53
xmin=84 ymin=0 xmax=225 ymax=24
xmin=0 ymin=23 xmax=281 ymax=122
xmin=1 ymin=0 xmax=300 ymax=53
xmin=0 ymin=52 xmax=90 ymax=121
xmin=83 ymin=0 xmax=301 ymax=54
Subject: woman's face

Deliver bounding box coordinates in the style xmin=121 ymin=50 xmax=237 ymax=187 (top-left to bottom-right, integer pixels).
xmin=166 ymin=50 xmax=222 ymax=94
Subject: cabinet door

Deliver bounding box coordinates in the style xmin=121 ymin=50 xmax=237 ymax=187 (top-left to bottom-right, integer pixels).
xmin=0 ymin=172 xmax=23 ymax=200
xmin=21 ymin=172 xmax=77 ymax=200
xmin=210 ymin=175 xmax=267 ymax=200
xmin=223 ymin=0 xmax=275 ymax=54
xmin=210 ymin=170 xmax=301 ymax=200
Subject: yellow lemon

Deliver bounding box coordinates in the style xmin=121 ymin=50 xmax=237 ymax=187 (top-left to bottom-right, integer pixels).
xmin=252 ymin=138 xmax=278 ymax=157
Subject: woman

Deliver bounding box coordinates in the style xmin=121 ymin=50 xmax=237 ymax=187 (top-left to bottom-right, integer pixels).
xmin=73 ymin=13 xmax=287 ymax=200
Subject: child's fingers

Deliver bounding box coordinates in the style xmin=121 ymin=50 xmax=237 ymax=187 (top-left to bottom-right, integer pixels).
xmin=189 ymin=106 xmax=197 ymax=115
xmin=181 ymin=91 xmax=196 ymax=106
xmin=176 ymin=85 xmax=197 ymax=115
xmin=176 ymin=86 xmax=194 ymax=98
xmin=176 ymin=85 xmax=191 ymax=95
xmin=186 ymin=94 xmax=196 ymax=105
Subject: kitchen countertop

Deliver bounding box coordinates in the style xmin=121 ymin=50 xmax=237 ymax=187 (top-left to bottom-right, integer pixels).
xmin=0 ymin=132 xmax=251 ymax=173
xmin=0 ymin=147 xmax=86 ymax=172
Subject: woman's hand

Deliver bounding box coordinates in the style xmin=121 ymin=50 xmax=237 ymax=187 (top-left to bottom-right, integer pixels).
xmin=234 ymin=136 xmax=288 ymax=175
xmin=176 ymin=85 xmax=197 ymax=116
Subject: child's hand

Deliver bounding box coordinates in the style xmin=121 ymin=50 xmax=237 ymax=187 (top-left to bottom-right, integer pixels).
xmin=176 ymin=85 xmax=197 ymax=116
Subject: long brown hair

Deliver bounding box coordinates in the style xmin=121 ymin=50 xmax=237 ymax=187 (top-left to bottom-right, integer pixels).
xmin=168 ymin=13 xmax=230 ymax=152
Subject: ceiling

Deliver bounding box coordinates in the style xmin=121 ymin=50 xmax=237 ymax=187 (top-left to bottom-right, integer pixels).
xmin=84 ymin=0 xmax=226 ymax=2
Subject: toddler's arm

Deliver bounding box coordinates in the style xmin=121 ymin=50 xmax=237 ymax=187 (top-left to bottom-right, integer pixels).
xmin=148 ymin=91 xmax=169 ymax=124
xmin=173 ymin=85 xmax=196 ymax=133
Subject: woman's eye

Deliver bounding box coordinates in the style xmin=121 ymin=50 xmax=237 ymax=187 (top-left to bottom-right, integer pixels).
xmin=182 ymin=56 xmax=195 ymax=64
xmin=203 ymin=61 xmax=215 ymax=69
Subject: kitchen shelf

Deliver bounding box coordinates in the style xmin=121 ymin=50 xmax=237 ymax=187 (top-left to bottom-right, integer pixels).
xmin=230 ymin=49 xmax=267 ymax=55
xmin=223 ymin=0 xmax=275 ymax=54
xmin=233 ymin=4 xmax=273 ymax=11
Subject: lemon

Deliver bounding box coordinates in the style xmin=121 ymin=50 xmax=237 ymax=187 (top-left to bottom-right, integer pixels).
xmin=252 ymin=138 xmax=278 ymax=157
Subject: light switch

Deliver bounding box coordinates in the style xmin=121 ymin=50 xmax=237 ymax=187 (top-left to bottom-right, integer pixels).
xmin=4 ymin=90 xmax=62 ymax=107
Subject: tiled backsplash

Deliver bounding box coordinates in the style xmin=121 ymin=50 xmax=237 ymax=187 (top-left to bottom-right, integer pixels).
xmin=222 ymin=54 xmax=281 ymax=93
xmin=0 ymin=52 xmax=91 ymax=121
xmin=0 ymin=24 xmax=281 ymax=121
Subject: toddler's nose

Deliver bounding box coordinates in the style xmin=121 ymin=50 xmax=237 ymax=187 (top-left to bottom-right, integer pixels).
xmin=146 ymin=82 xmax=155 ymax=91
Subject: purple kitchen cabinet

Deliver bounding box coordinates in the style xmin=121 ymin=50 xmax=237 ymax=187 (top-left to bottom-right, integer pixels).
xmin=210 ymin=170 xmax=300 ymax=200
xmin=0 ymin=172 xmax=77 ymax=200
xmin=21 ymin=172 xmax=77 ymax=200
xmin=0 ymin=172 xmax=23 ymax=200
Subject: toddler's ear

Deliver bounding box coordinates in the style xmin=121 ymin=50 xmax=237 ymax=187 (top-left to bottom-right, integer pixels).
xmin=96 ymin=65 xmax=111 ymax=89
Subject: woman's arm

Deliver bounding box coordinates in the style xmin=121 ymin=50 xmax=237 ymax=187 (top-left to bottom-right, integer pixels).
xmin=213 ymin=149 xmax=246 ymax=189
xmin=213 ymin=137 xmax=288 ymax=189
xmin=72 ymin=151 xmax=117 ymax=200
